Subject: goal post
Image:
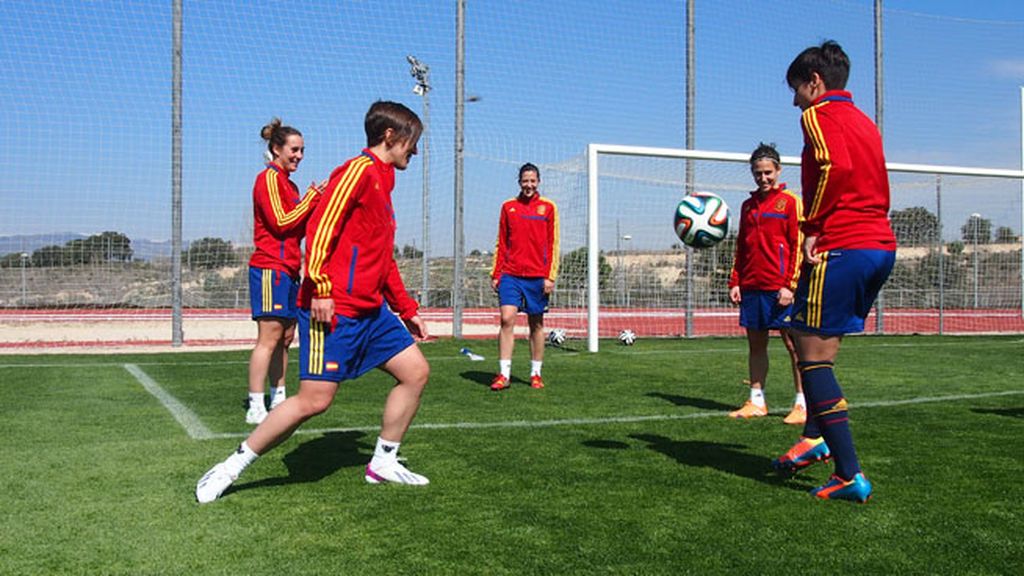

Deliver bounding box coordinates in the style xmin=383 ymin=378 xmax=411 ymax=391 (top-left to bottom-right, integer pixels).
xmin=584 ymin=143 xmax=1024 ymax=352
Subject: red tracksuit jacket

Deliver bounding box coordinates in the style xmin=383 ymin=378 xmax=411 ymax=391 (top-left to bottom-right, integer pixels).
xmin=299 ymin=150 xmax=418 ymax=320
xmin=799 ymin=90 xmax=896 ymax=252
xmin=248 ymin=163 xmax=320 ymax=278
xmin=490 ymin=193 xmax=560 ymax=281
xmin=729 ymin=184 xmax=803 ymax=292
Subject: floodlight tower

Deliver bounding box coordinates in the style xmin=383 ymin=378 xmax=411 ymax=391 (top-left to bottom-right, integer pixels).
xmin=971 ymin=212 xmax=981 ymax=308
xmin=408 ymin=55 xmax=431 ymax=307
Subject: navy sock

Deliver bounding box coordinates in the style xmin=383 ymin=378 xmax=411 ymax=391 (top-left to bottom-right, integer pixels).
xmin=799 ymin=361 xmax=861 ymax=480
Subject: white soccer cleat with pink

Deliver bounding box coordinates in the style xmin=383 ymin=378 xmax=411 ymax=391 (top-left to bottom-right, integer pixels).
xmin=364 ymin=461 xmax=430 ymax=485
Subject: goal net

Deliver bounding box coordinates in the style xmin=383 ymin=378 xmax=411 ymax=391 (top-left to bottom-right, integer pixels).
xmin=571 ymin=144 xmax=1024 ymax=351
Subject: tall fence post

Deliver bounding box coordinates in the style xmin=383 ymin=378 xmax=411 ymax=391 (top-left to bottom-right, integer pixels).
xmin=171 ymin=0 xmax=183 ymax=347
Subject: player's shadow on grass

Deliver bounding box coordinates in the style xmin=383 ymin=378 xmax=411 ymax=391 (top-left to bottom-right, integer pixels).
xmin=627 ymin=433 xmax=812 ymax=491
xmin=227 ymin=431 xmax=368 ymax=496
xmin=461 ymin=370 xmax=530 ymax=388
xmin=645 ymin=392 xmax=734 ymax=412
xmin=971 ymin=406 xmax=1024 ymax=419
xmin=549 ymin=343 xmax=581 ymax=353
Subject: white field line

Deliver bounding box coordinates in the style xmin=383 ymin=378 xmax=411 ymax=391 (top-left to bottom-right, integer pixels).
xmin=196 ymin=389 xmax=1024 ymax=440
xmin=3 ymin=343 xmax=1020 ymax=441
xmin=123 ymin=364 xmax=214 ymax=440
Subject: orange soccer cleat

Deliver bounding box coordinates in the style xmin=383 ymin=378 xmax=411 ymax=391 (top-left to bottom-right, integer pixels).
xmin=783 ymin=404 xmax=808 ymax=425
xmin=728 ymin=400 xmax=768 ymax=419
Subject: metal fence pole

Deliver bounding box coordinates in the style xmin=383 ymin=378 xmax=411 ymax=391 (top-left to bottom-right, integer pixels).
xmin=684 ymin=0 xmax=695 ymax=338
xmin=171 ymin=0 xmax=183 ymax=347
xmin=874 ymin=0 xmax=886 ymax=333
xmin=452 ymin=0 xmax=466 ymax=338
xmin=936 ymin=175 xmax=944 ymax=334
xmin=408 ymin=55 xmax=431 ymax=309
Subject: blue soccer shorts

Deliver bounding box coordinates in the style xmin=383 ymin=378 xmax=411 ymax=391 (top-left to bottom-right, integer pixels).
xmin=249 ymin=266 xmax=299 ymax=321
xmin=738 ymin=289 xmax=793 ymax=331
xmin=790 ymin=249 xmax=895 ymax=336
xmin=297 ymin=304 xmax=415 ymax=383
xmin=497 ymin=274 xmax=549 ymax=316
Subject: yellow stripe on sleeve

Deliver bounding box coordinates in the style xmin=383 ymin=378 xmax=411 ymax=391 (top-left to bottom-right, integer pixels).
xmin=266 ymin=171 xmax=318 ymax=227
xmin=547 ymin=199 xmax=560 ymax=281
xmin=802 ymin=106 xmax=832 ymax=221
xmin=306 ymin=158 xmax=370 ymax=297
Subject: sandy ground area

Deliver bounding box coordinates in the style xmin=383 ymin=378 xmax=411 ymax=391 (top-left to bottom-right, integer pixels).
xmin=0 ymin=317 xmax=504 ymax=355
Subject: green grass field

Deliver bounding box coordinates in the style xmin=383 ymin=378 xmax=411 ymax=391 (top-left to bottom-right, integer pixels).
xmin=3 ymin=335 xmax=1023 ymax=575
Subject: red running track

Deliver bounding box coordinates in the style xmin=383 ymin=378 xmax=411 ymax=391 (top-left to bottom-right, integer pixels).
xmin=1 ymin=307 xmax=1021 ymax=350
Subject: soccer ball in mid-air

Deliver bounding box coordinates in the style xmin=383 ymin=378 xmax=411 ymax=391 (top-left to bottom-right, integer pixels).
xmin=618 ymin=329 xmax=636 ymax=346
xmin=547 ymin=328 xmax=567 ymax=346
xmin=674 ymin=192 xmax=730 ymax=248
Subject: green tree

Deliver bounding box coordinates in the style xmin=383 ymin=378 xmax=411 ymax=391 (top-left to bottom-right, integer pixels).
xmin=187 ymin=237 xmax=237 ymax=270
xmin=891 ymin=206 xmax=940 ymax=246
xmin=32 ymin=245 xmax=69 ymax=267
xmin=961 ymin=214 xmax=992 ymax=244
xmin=401 ymin=244 xmax=423 ymax=259
xmin=559 ymin=247 xmax=612 ymax=290
xmin=27 ymin=231 xmax=133 ymax=267
xmin=89 ymin=231 xmax=133 ymax=262
xmin=994 ymin=226 xmax=1017 ymax=244
xmin=0 ymin=252 xmax=29 ymax=269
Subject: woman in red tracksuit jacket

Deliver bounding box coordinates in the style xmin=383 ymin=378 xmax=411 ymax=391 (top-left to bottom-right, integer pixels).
xmin=197 ymin=101 xmax=431 ymax=504
xmin=727 ymin=143 xmax=805 ymax=425
xmin=245 ymin=118 xmax=322 ymax=425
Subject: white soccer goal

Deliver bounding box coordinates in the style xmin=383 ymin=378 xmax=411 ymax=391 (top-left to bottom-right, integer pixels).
xmin=577 ymin=143 xmax=1024 ymax=352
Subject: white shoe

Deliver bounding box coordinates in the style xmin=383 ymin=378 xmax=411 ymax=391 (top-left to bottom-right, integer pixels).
xmin=245 ymin=405 xmax=267 ymax=424
xmin=195 ymin=463 xmax=236 ymax=504
xmin=364 ymin=460 xmax=430 ymax=485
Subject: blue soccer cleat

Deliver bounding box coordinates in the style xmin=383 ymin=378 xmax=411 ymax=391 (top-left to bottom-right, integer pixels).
xmin=771 ymin=436 xmax=831 ymax=476
xmin=811 ymin=472 xmax=873 ymax=503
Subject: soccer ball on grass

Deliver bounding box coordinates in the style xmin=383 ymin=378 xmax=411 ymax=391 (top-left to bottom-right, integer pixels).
xmin=618 ymin=329 xmax=636 ymax=346
xmin=547 ymin=328 xmax=567 ymax=347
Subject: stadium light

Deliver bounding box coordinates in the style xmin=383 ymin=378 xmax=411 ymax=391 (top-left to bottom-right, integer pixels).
xmin=20 ymin=252 xmax=28 ymax=304
xmin=622 ymin=234 xmax=632 ymax=307
xmin=408 ymin=55 xmax=431 ymax=307
xmin=972 ymin=212 xmax=981 ymax=308
xmin=616 ymin=221 xmax=631 ymax=307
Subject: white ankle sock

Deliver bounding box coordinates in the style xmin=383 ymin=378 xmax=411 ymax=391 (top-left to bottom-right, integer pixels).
xmin=224 ymin=441 xmax=258 ymax=477
xmin=531 ymin=360 xmax=542 ymax=377
xmin=499 ymin=359 xmax=511 ymax=379
xmin=750 ymin=388 xmax=765 ymax=407
xmin=371 ymin=437 xmax=400 ymax=468
xmin=248 ymin=392 xmax=265 ymax=410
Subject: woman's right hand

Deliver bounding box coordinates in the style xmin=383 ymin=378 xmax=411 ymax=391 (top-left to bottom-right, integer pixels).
xmin=311 ymin=297 xmax=334 ymax=324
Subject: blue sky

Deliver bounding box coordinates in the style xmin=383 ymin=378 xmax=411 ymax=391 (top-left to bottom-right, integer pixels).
xmin=0 ymin=1 xmax=1021 ymax=254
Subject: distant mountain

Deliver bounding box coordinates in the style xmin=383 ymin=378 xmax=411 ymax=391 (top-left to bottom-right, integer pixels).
xmin=0 ymin=234 xmax=177 ymax=262
xmin=132 ymin=239 xmax=175 ymax=261
xmin=0 ymin=233 xmax=85 ymax=256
